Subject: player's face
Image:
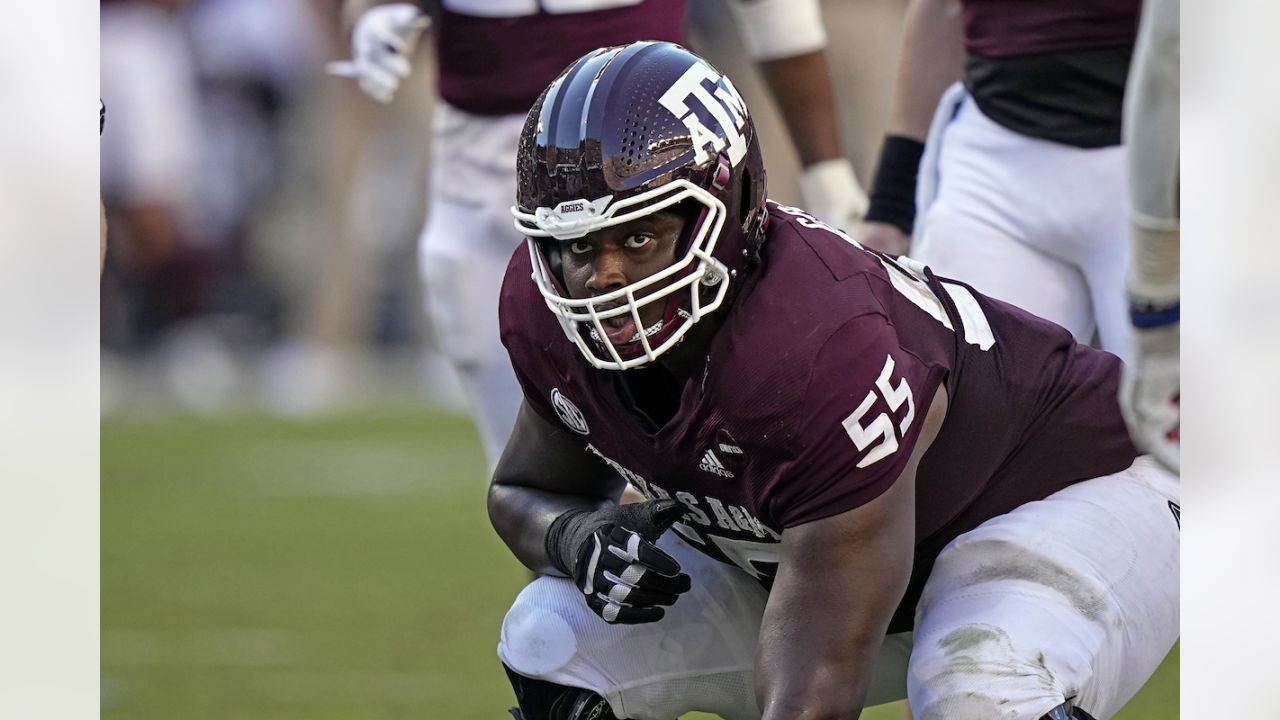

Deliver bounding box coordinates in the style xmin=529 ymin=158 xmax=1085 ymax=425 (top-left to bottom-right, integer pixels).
xmin=559 ymin=210 xmax=685 ymax=347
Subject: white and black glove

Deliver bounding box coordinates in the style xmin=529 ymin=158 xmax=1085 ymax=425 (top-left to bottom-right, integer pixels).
xmin=545 ymin=499 xmax=692 ymax=625
xmin=799 ymin=158 xmax=869 ymax=233
xmin=326 ymin=3 xmax=430 ymax=103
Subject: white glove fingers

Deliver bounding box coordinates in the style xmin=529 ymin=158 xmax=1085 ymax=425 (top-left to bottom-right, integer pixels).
xmin=357 ymin=78 xmax=394 ymax=104
xmin=579 ymin=535 xmax=604 ymax=596
xmin=372 ymin=29 xmax=410 ymax=56
xmin=800 ymin=158 xmax=869 ymax=230
xmin=606 ymin=527 xmax=682 ymax=576
xmin=601 ymin=582 xmax=682 ymax=608
xmin=325 ymin=60 xmax=359 ymax=78
xmin=589 ymin=593 xmax=666 ymax=625
xmin=380 ymin=54 xmax=413 ymax=80
xmin=358 ymin=66 xmax=400 ymax=100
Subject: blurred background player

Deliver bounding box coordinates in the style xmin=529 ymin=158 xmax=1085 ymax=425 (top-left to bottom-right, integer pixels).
xmin=101 ymin=99 xmax=108 ymax=274
xmin=100 ymin=0 xmax=371 ymax=413
xmin=1120 ymin=0 xmax=1179 ymax=473
xmin=100 ymin=0 xmax=303 ymax=405
xmin=100 ymin=0 xmax=203 ymax=356
xmin=858 ymin=0 xmax=1141 ymax=362
xmin=329 ymin=0 xmax=870 ymax=469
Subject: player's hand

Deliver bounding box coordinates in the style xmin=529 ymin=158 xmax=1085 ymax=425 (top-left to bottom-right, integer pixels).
xmin=545 ymin=499 xmax=692 ymax=624
xmin=1121 ymin=320 xmax=1179 ymax=473
xmin=799 ymin=158 xmax=869 ymax=233
xmin=857 ymin=220 xmax=911 ymax=256
xmin=326 ymin=3 xmax=430 ymax=103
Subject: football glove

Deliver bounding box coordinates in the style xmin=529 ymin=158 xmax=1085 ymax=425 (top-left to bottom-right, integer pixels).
xmin=545 ymin=499 xmax=692 ymax=625
xmin=326 ymin=3 xmax=430 ymax=103
xmin=1121 ymin=317 xmax=1179 ymax=474
xmin=1122 ymin=218 xmax=1180 ymax=474
xmin=799 ymin=158 xmax=869 ymax=233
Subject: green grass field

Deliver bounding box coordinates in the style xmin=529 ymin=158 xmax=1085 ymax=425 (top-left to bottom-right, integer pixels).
xmin=102 ymin=411 xmax=1177 ymax=719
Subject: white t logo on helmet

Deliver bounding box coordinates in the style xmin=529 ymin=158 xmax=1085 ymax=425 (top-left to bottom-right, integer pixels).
xmin=659 ymin=62 xmax=748 ymax=167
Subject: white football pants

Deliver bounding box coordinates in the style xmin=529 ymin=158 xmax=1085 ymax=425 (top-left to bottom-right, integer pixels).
xmin=913 ymin=84 xmax=1134 ymax=363
xmin=418 ymin=101 xmax=527 ymax=468
xmin=499 ymin=457 xmax=1179 ymax=719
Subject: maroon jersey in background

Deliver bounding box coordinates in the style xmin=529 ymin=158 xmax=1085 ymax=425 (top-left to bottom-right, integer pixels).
xmin=958 ymin=0 xmax=1141 ymax=146
xmin=430 ymin=0 xmax=688 ymax=116
xmin=961 ymin=0 xmax=1140 ymax=57
xmin=499 ymin=203 xmax=1139 ymax=633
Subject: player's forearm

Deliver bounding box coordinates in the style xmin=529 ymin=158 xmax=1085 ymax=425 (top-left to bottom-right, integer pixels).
xmin=487 ymin=482 xmax=613 ymax=575
xmin=100 ymin=197 xmax=108 ymax=274
xmin=755 ymin=556 xmax=887 ymax=720
xmin=1124 ymin=0 xmax=1179 ymax=300
xmin=758 ymin=51 xmax=843 ymax=166
xmin=886 ymin=0 xmax=965 ymax=140
xmin=757 ymin=630 xmax=876 ymax=720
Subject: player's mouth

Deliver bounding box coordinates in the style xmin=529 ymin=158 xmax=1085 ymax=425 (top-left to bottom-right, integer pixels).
xmin=601 ymin=314 xmax=640 ymax=345
xmin=590 ymin=303 xmax=664 ymax=347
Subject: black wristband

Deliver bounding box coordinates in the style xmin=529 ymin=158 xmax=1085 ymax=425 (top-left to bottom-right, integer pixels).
xmin=544 ymin=508 xmax=591 ymax=577
xmin=864 ymin=135 xmax=926 ymax=236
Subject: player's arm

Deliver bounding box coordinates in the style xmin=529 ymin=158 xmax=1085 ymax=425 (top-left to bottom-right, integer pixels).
xmin=489 ymin=400 xmax=627 ymax=574
xmin=756 ymin=387 xmax=948 ymax=719
xmin=490 ymin=401 xmax=693 ymax=623
xmin=860 ymin=0 xmax=964 ymax=254
xmin=1120 ymin=0 xmax=1180 ymax=472
xmin=726 ymin=0 xmax=868 ymax=231
xmin=100 ymin=100 xmax=108 ymax=275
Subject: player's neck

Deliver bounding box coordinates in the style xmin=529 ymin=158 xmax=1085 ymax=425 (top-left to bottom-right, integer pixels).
xmin=656 ymin=313 xmax=720 ymax=382
xmin=615 ymin=315 xmax=721 ymax=431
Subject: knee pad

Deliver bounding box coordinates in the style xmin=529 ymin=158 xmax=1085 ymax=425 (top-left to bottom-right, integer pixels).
xmin=1041 ymin=701 xmax=1097 ymax=720
xmin=503 ymin=663 xmax=622 ymax=720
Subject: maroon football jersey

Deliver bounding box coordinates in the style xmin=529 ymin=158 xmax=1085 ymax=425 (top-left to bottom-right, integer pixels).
xmin=500 ymin=202 xmax=1139 ymax=632
xmin=432 ymin=0 xmax=688 ymax=116
xmin=961 ymin=0 xmax=1140 ymax=57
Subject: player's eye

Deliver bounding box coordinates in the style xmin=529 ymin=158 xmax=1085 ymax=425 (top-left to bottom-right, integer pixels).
xmin=624 ymin=233 xmax=654 ymax=250
xmin=566 ymin=240 xmax=593 ymax=256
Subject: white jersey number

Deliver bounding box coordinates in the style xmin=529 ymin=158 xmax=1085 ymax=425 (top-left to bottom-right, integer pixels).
xmin=442 ymin=0 xmax=643 ymax=17
xmin=675 ymin=522 xmax=781 ymax=581
xmin=709 ymin=535 xmax=780 ymax=581
xmin=843 ymin=354 xmax=915 ymax=468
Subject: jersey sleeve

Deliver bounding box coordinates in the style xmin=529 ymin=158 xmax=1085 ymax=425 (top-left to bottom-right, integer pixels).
xmin=498 ymin=245 xmax=561 ymax=426
xmin=763 ymin=312 xmax=946 ymax=528
xmin=509 ymin=359 xmax=559 ymax=425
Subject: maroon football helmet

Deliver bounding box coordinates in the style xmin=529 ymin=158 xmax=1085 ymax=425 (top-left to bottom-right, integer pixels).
xmin=513 ymin=41 xmax=767 ymax=370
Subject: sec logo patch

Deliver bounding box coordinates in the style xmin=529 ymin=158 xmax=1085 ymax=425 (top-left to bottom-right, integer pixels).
xmin=551 ymin=388 xmax=589 ymax=435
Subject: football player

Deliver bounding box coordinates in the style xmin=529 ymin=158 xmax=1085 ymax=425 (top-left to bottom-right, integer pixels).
xmin=328 ymin=0 xmax=868 ymax=470
xmin=490 ymin=43 xmax=1179 ymax=720
xmin=859 ymin=0 xmax=1142 ymax=364
xmin=101 ymin=99 xmax=108 ymax=275
xmin=1120 ymin=0 xmax=1179 ymax=474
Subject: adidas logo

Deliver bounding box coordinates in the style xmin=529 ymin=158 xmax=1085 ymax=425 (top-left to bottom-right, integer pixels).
xmin=698 ymin=449 xmax=735 ymax=478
